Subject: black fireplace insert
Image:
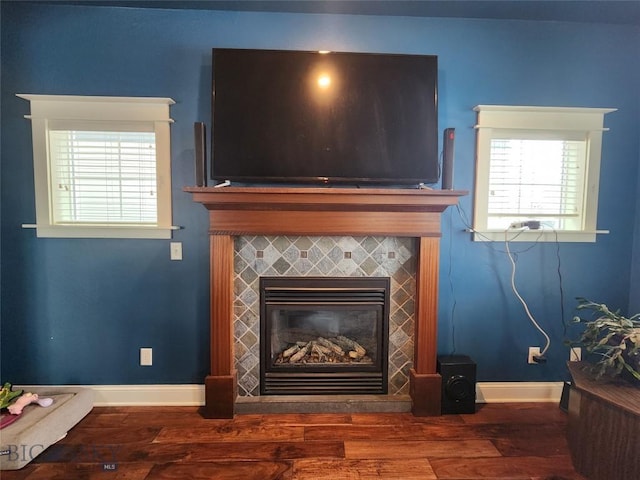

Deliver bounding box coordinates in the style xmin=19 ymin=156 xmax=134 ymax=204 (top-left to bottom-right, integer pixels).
xmin=260 ymin=276 xmax=390 ymax=395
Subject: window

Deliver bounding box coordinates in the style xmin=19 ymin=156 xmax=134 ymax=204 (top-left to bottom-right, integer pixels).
xmin=473 ymin=105 xmax=615 ymax=242
xmin=18 ymin=94 xmax=175 ymax=238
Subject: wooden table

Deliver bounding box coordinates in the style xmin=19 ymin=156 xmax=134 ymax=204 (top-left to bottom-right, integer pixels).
xmin=567 ymin=362 xmax=640 ymax=479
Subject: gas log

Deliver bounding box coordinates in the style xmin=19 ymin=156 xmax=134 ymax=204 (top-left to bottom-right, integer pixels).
xmin=275 ymin=336 xmax=373 ymax=365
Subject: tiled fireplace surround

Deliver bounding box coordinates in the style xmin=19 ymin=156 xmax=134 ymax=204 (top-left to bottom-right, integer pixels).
xmin=235 ymin=235 xmax=415 ymax=397
xmin=186 ymin=186 xmax=463 ymax=418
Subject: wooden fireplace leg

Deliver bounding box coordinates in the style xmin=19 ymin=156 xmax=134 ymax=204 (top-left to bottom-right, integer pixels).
xmin=201 ymin=233 xmax=236 ymax=418
xmin=202 ymin=373 xmax=236 ymax=419
xmin=410 ymin=236 xmax=442 ymax=416
xmin=410 ymin=369 xmax=442 ymax=416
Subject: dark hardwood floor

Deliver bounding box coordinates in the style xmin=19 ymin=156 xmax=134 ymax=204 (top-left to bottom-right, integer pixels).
xmin=2 ymin=402 xmax=586 ymax=479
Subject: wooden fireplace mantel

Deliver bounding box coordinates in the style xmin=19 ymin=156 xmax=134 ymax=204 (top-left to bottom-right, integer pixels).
xmin=185 ymin=186 xmax=466 ymax=418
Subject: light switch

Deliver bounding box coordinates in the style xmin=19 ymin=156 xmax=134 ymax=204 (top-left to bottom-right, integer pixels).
xmin=170 ymin=242 xmax=182 ymax=260
xmin=140 ymin=348 xmax=153 ymax=366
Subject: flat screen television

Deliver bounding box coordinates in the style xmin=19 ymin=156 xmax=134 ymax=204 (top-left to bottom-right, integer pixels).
xmin=211 ymin=48 xmax=439 ymax=186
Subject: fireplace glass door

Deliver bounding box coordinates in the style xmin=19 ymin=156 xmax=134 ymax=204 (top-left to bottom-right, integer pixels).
xmin=260 ymin=277 xmax=389 ymax=395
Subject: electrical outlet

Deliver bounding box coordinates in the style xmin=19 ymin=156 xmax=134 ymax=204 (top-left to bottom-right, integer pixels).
xmin=570 ymin=347 xmax=582 ymax=362
xmin=528 ymin=346 xmax=541 ymax=364
xmin=140 ymin=347 xmax=153 ymax=366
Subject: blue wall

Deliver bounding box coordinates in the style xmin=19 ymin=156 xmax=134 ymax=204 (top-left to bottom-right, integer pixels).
xmin=631 ymin=109 xmax=640 ymax=314
xmin=2 ymin=3 xmax=639 ymax=385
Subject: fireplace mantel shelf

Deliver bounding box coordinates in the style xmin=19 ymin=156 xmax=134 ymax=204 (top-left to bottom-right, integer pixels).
xmin=185 ymin=186 xmax=466 ymax=418
xmin=184 ymin=186 xmax=467 ymax=237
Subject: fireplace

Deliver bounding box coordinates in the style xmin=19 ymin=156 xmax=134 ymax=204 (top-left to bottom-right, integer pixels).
xmin=185 ymin=186 xmax=465 ymax=418
xmin=260 ymin=277 xmax=389 ymax=395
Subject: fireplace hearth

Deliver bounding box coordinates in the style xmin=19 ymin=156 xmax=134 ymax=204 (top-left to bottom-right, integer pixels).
xmin=260 ymin=277 xmax=389 ymax=395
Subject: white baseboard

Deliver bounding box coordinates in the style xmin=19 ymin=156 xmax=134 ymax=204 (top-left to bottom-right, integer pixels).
xmin=53 ymin=381 xmax=564 ymax=406
xmin=15 ymin=384 xmax=207 ymax=407
xmin=476 ymin=382 xmax=564 ymax=403
xmin=90 ymin=384 xmax=205 ymax=406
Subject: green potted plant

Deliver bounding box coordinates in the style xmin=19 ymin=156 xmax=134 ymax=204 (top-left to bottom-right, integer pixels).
xmin=572 ymin=298 xmax=640 ymax=383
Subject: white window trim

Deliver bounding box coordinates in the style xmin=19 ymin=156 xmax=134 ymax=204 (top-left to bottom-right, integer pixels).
xmin=472 ymin=105 xmax=616 ymax=242
xmin=18 ymin=94 xmax=176 ymax=239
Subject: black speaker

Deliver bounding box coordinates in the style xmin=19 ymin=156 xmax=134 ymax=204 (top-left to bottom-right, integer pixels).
xmin=194 ymin=122 xmax=207 ymax=187
xmin=442 ymin=127 xmax=455 ymax=190
xmin=437 ymin=354 xmax=476 ymax=414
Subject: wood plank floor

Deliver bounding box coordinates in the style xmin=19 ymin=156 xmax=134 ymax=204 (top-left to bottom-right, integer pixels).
xmin=2 ymin=403 xmax=586 ymax=479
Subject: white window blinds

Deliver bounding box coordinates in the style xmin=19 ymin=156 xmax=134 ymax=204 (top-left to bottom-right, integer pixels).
xmin=49 ymin=130 xmax=158 ymax=225
xmin=487 ymin=137 xmax=587 ymax=231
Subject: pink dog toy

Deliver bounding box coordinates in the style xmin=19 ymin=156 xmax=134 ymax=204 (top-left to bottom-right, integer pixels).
xmin=7 ymin=393 xmax=53 ymax=415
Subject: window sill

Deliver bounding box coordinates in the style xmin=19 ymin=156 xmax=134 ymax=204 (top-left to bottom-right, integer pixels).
xmin=471 ymin=229 xmax=609 ymax=243
xmin=22 ymin=224 xmax=177 ymax=239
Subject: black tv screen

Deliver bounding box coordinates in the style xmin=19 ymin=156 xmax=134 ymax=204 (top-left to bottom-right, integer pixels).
xmin=211 ymin=48 xmax=439 ymax=186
